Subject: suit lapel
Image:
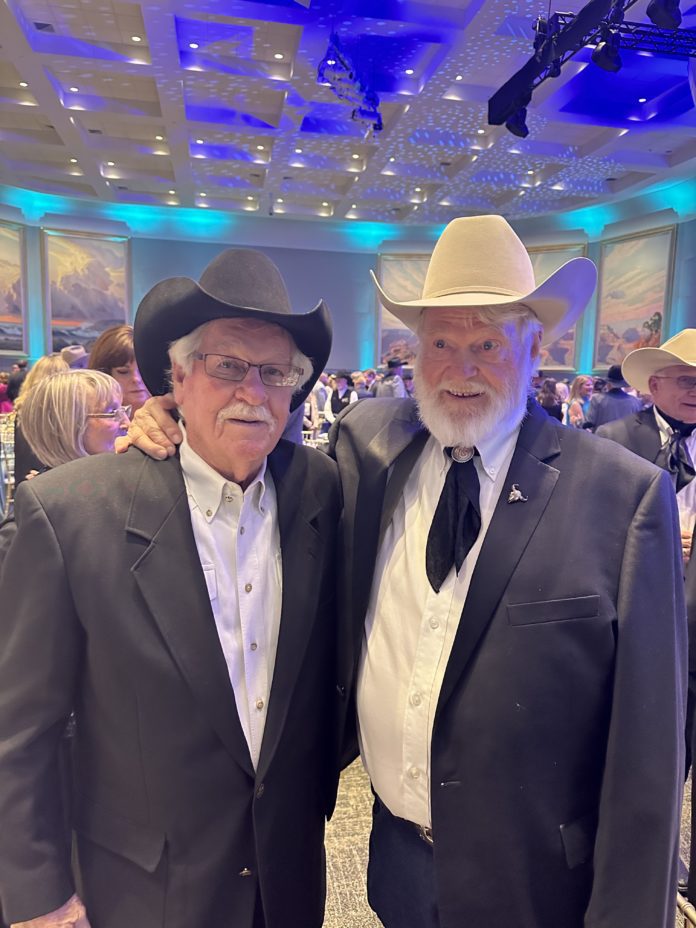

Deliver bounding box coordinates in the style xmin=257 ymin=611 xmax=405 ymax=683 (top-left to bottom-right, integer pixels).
xmin=436 ymin=405 xmax=562 ymax=717
xmin=128 ymin=454 xmax=255 ymax=778
xmin=632 ymin=410 xmax=663 ymax=462
xmin=257 ymin=442 xmax=323 ymax=779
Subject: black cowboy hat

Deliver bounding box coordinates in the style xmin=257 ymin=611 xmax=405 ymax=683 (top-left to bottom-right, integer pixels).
xmin=133 ymin=248 xmax=332 ymax=411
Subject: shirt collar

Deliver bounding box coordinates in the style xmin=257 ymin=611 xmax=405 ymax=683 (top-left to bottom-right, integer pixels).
xmin=179 ymin=425 xmax=269 ymax=523
xmin=437 ymin=409 xmax=522 ymax=482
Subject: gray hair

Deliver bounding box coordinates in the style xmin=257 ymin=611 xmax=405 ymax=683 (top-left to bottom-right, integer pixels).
xmin=20 ymin=369 xmax=122 ymax=468
xmin=167 ymin=319 xmax=313 ymax=392
xmin=414 ymin=303 xmax=543 ymax=346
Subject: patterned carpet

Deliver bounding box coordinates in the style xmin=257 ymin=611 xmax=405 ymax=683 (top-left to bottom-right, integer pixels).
xmin=324 ymin=762 xmax=694 ymax=928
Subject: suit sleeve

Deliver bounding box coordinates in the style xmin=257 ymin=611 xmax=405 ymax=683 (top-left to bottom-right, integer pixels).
xmin=584 ymin=467 xmax=685 ymax=928
xmin=0 ymin=483 xmax=82 ymax=923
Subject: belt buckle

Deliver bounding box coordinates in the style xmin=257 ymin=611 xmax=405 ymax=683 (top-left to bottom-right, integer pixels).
xmin=417 ymin=824 xmax=434 ymax=846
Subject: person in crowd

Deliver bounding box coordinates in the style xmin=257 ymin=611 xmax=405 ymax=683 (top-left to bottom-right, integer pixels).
xmin=584 ymin=364 xmax=642 ymax=429
xmin=6 ymin=358 xmax=28 ymax=403
xmin=324 ymin=369 xmax=357 ymax=423
xmin=0 ymin=373 xmax=13 ymax=413
xmin=536 ymin=377 xmax=563 ymax=421
xmin=567 ymin=374 xmax=593 ymax=427
xmin=303 ymin=387 xmax=320 ymax=438
xmin=0 ymin=248 xmax=339 ymax=928
xmin=374 ymin=357 xmax=407 ymax=398
xmin=364 ymin=369 xmax=377 ymax=393
xmin=88 ymin=324 xmax=151 ymax=413
xmin=128 ymin=215 xmax=685 ymax=928
xmin=60 ymin=345 xmax=88 ymax=370
xmin=311 ymin=371 xmax=329 ymax=412
xmin=12 ymin=353 xmax=70 ymax=484
xmin=403 ymin=371 xmax=415 ymax=397
xmin=352 ymin=372 xmax=371 ymax=399
xmin=555 ymin=380 xmax=570 ymax=423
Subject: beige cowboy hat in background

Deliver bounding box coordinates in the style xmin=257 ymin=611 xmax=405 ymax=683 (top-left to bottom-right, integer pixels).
xmin=370 ymin=214 xmax=597 ymax=346
xmin=622 ymin=329 xmax=696 ymax=395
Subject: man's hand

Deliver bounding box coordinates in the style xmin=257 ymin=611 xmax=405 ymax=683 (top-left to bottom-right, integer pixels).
xmin=12 ymin=894 xmax=91 ymax=928
xmin=682 ymin=529 xmax=692 ymax=565
xmin=125 ymin=394 xmax=182 ymax=459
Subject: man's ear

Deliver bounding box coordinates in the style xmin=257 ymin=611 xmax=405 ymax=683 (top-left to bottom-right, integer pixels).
xmin=171 ymin=363 xmax=186 ymax=404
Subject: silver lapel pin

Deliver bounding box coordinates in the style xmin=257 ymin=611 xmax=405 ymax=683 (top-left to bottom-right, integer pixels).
xmin=507 ymin=484 xmax=528 ymax=504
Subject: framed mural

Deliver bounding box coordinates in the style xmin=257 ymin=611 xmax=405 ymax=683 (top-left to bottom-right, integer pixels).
xmin=43 ymin=229 xmax=129 ymax=352
xmin=528 ymin=244 xmax=586 ymax=371
xmin=375 ymin=253 xmax=430 ymax=365
xmin=594 ymin=226 xmax=675 ymax=370
xmin=0 ymin=221 xmax=26 ymax=354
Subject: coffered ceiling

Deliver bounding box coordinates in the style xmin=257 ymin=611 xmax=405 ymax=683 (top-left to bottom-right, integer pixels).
xmin=0 ymin=0 xmax=694 ymax=224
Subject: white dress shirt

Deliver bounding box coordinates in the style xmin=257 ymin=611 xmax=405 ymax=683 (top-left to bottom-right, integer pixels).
xmin=179 ymin=429 xmax=282 ymax=769
xmin=653 ymin=406 xmax=696 ymax=536
xmin=356 ymin=420 xmax=520 ymax=827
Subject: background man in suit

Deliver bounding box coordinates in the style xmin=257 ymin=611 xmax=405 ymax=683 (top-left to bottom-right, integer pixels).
xmin=584 ymin=363 xmax=642 ymax=429
xmin=329 ymin=216 xmax=685 ymax=928
xmin=597 ymin=328 xmax=696 ymax=898
xmin=0 ymin=249 xmax=340 ymax=928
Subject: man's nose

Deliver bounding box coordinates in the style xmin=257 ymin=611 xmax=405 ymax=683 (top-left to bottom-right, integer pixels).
xmin=235 ymin=365 xmax=268 ymax=403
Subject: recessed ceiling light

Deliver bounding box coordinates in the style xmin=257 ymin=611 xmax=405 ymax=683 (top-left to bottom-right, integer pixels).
xmin=351 ymin=153 xmax=360 ymax=159
xmin=518 ymin=190 xmax=526 ymax=196
xmin=155 ymin=134 xmax=164 ymax=141
xmin=322 ymin=201 xmax=329 ymax=206
xmin=189 ymin=42 xmax=199 ymax=49
xmin=199 ymin=192 xmax=207 ymax=197
xmin=414 ymin=186 xmax=422 ymax=192
xmin=455 ymin=74 xmax=463 ymax=81
xmin=69 ymin=86 xmax=79 ymax=93
xmin=19 ymin=81 xmax=28 ymax=88
xmin=196 ymin=138 xmax=204 ymax=144
xmin=294 ymin=147 xmax=303 ymax=153
xmin=167 ymin=199 xmax=178 ymax=205
xmin=477 ymin=129 xmax=485 ymax=135
xmin=168 ymin=189 xmax=176 ymax=195
xmin=389 ymin=156 xmax=395 ymax=162
xmin=638 ymin=97 xmax=647 ymax=103
xmin=471 ymin=155 xmax=478 ymax=161
xmin=527 ymin=170 xmax=534 ymax=175
xmin=70 ymin=158 xmax=78 ymax=163
xmin=256 ymin=144 xmax=265 ymax=151
xmin=405 ymin=68 xmax=414 ymax=75
xmin=131 ymin=35 xmax=142 ymax=42
xmin=277 ymin=198 xmax=284 ymax=203
xmin=351 ymin=204 xmax=357 ymax=209
xmin=247 ymin=195 xmax=254 ymax=200
xmin=107 ymin=161 xmax=115 ymax=166
xmin=274 ymin=53 xmax=284 ymax=60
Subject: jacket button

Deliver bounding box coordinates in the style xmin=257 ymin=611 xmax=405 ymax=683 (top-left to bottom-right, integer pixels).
xmin=256 ymin=783 xmax=265 ymax=799
xmin=336 ymin=684 xmax=346 ymax=698
xmin=239 ymin=868 xmax=253 ymax=877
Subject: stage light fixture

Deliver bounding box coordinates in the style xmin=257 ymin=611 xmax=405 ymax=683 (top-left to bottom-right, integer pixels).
xmin=646 ymin=0 xmax=681 ymax=29
xmin=504 ymin=91 xmax=531 ymax=138
xmin=591 ymin=26 xmax=622 ymax=72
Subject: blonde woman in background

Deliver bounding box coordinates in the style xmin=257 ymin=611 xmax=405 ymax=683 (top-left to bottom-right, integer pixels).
xmin=12 ymin=353 xmax=70 ymax=485
xmin=567 ymin=374 xmax=594 ymax=428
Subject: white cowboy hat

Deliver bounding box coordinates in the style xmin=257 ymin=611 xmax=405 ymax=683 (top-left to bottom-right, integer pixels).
xmin=622 ymin=329 xmax=696 ymax=395
xmin=370 ymin=214 xmax=597 ymax=346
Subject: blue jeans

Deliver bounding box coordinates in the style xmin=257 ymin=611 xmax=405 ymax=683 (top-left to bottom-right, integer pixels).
xmin=367 ymin=795 xmax=440 ymax=928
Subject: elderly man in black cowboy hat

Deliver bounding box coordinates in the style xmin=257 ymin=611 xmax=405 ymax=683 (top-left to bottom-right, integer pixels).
xmin=0 ymin=250 xmax=339 ymax=928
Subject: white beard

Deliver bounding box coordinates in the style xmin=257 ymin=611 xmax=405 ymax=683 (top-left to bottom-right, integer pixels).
xmin=414 ymin=357 xmax=531 ymax=449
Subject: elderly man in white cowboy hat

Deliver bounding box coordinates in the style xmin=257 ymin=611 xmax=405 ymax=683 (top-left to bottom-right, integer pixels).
xmin=0 ymin=249 xmax=340 ymax=928
xmin=126 ymin=216 xmax=685 ymax=928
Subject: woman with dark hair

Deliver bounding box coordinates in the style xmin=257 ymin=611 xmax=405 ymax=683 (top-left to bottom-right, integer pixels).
xmin=536 ymin=377 xmax=563 ymax=421
xmin=89 ymin=324 xmax=150 ymax=413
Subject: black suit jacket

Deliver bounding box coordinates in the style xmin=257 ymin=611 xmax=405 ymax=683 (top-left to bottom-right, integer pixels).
xmin=0 ymin=444 xmax=340 ymax=928
xmin=330 ymin=398 xmax=685 ymax=928
xmin=595 ymin=406 xmax=662 ymax=462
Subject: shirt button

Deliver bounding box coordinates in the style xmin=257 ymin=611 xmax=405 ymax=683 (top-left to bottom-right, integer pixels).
xmin=429 ymin=618 xmax=440 ymax=630
xmin=250 ymin=642 xmax=258 ymax=651
xmin=240 ymin=526 xmax=245 ymax=535
xmin=409 ymin=766 xmax=420 ymax=779
xmin=256 ymin=699 xmax=264 ymax=710
xmin=245 ymin=583 xmax=253 ymax=593
xmin=206 ymin=509 xmax=213 ymax=517
xmin=411 ymin=693 xmax=422 ymax=707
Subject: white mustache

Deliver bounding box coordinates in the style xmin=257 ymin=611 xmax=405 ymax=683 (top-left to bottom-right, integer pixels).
xmin=217 ymin=401 xmax=276 ymax=427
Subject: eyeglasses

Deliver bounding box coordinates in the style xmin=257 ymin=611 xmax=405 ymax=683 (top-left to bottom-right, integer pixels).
xmin=87 ymin=405 xmax=132 ymax=421
xmin=653 ymin=375 xmax=696 ymax=391
xmin=193 ymin=352 xmax=304 ymax=388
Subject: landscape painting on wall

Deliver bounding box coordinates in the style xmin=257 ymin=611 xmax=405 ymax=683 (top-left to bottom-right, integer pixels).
xmin=44 ymin=230 xmax=129 ymax=351
xmin=376 ymin=253 xmax=430 ymax=366
xmin=529 ymin=244 xmax=586 ymax=370
xmin=0 ymin=223 xmax=25 ymax=353
xmin=594 ymin=227 xmax=674 ymax=369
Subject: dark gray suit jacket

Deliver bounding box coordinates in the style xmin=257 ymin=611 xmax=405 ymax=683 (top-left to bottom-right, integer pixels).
xmin=596 ymin=406 xmax=662 ymax=462
xmin=0 ymin=444 xmax=340 ymax=928
xmin=330 ymin=398 xmax=685 ymax=928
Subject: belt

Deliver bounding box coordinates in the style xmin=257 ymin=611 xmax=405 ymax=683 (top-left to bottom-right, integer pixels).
xmin=376 ymin=795 xmax=434 ymax=846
